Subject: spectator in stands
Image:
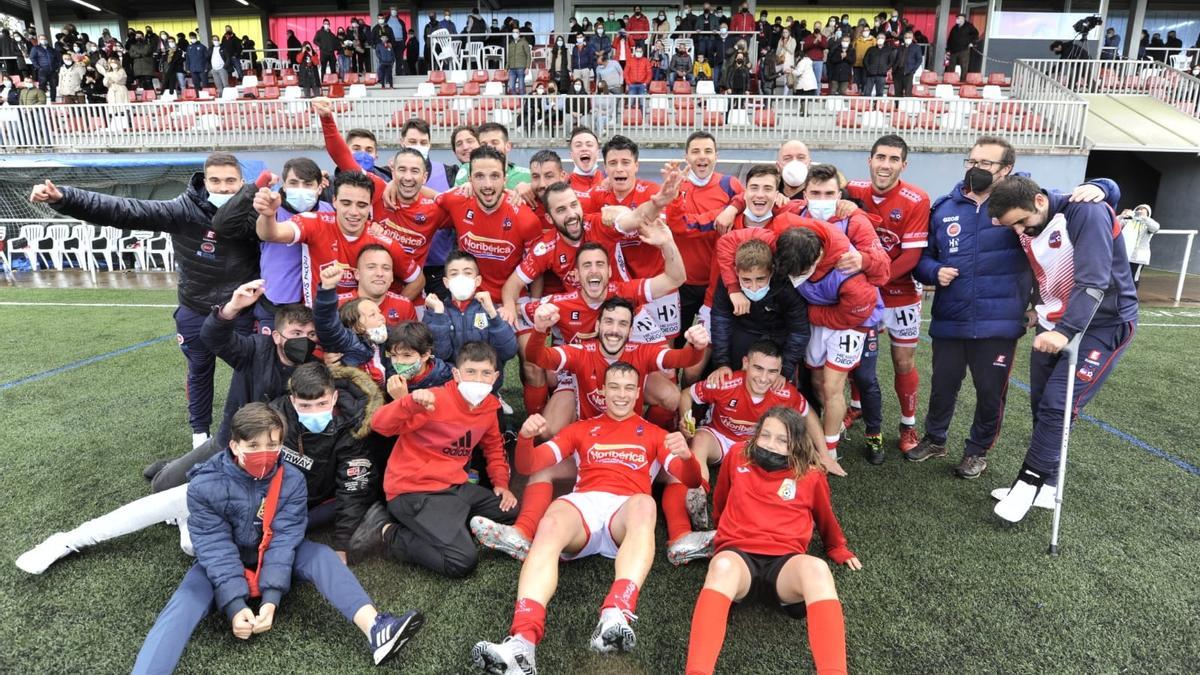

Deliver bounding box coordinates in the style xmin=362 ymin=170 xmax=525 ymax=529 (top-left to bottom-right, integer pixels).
xmin=422 ymin=12 xmax=438 ymax=72
xmin=670 ymin=42 xmax=695 ymax=87
xmin=589 ymin=21 xmax=612 ymax=62
xmin=802 ymin=22 xmax=828 ymax=94
xmin=466 ymin=8 xmax=487 ymax=44
xmin=1165 ymin=31 xmax=1183 ymax=62
xmin=81 ymin=63 xmax=106 ymax=103
xmin=852 ymin=24 xmax=874 ymax=91
xmin=549 ymin=35 xmax=571 ymax=94
xmin=566 ymin=78 xmax=591 ymax=131
xmin=386 ymin=7 xmax=407 ymax=75
xmin=0 ymin=29 xmax=19 ymax=79
xmin=731 ymin=4 xmax=754 ymax=41
xmin=185 ymin=33 xmax=208 ymax=93
xmin=100 ymin=57 xmax=128 ymax=104
xmin=506 ymin=28 xmax=532 ymax=95
xmin=210 ymin=35 xmax=230 ymax=94
xmin=58 ymin=54 xmax=86 ymax=103
xmin=596 ymin=52 xmax=625 ymax=93
xmin=163 ymin=38 xmax=184 ymax=95
xmin=775 ymin=32 xmax=797 ymax=93
xmin=611 ymin=29 xmax=631 ymax=68
xmin=372 ymin=16 xmax=395 ymax=72
xmin=654 ymin=11 xmax=672 ymax=45
xmin=18 ymin=77 xmax=46 ymax=105
xmin=693 ymin=53 xmax=712 ymax=81
xmin=947 ymin=14 xmax=978 ymax=76
xmin=626 ymin=45 xmax=652 ymax=107
xmin=349 ymin=20 xmax=368 ymax=74
xmin=571 ymin=34 xmax=596 ymax=92
xmin=651 ymin=39 xmax=670 ymax=81
xmin=893 ymin=30 xmax=922 ymax=98
xmin=592 ymin=80 xmax=616 ymax=136
xmin=696 ymin=3 xmax=718 ymax=63
xmin=375 ymin=35 xmax=396 ymax=89
xmin=827 ymin=34 xmax=854 ymax=95
xmin=628 ymin=6 xmax=651 ymax=48
xmin=794 ymin=53 xmax=817 ymax=98
xmin=438 ymin=11 xmax=457 ymax=36
xmin=1050 ymin=40 xmax=1089 ymax=60
xmin=221 ymin=26 xmax=243 ymax=79
xmin=405 ymin=32 xmax=420 ymax=76
xmin=1118 ymin=205 xmax=1160 ymax=288
xmin=862 ymin=33 xmax=893 ymax=97
xmin=335 ymin=27 xmax=351 ymax=78
xmin=298 ymin=43 xmax=321 ymax=98
xmin=315 ymin=19 xmax=339 ymax=78
xmin=286 ymin=30 xmax=302 ymax=62
xmin=720 ymin=48 xmax=750 ymax=96
xmin=29 ymin=34 xmax=55 ymax=101
xmin=1101 ymin=27 xmax=1120 ymax=60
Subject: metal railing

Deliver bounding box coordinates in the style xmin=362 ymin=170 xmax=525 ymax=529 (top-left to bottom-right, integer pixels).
xmin=1152 ymin=230 xmax=1198 ymax=307
xmin=0 ymin=92 xmax=1089 ymax=152
xmin=1019 ymin=59 xmax=1200 ymax=120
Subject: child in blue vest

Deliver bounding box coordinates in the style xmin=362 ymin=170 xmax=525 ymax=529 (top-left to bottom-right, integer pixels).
xmin=132 ymin=403 xmax=423 ymax=673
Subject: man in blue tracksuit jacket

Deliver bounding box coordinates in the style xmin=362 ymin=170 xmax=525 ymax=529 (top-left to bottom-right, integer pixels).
xmin=987 ymin=176 xmax=1137 ymax=523
xmin=908 ymin=135 xmax=1120 ymax=480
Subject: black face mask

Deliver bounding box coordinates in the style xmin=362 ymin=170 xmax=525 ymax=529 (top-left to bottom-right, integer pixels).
xmin=750 ymin=444 xmax=791 ymax=472
xmin=282 ymin=337 xmax=317 ymax=364
xmin=964 ymin=166 xmax=996 ymax=194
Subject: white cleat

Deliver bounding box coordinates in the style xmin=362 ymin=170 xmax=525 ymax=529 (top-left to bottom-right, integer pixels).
xmin=666 ymin=530 xmax=716 ymax=566
xmin=685 ymin=487 xmax=710 ymax=531
xmin=471 ymin=636 xmax=537 ymax=674
xmin=15 ymin=533 xmax=77 ymax=575
xmin=589 ymin=609 xmax=637 ymax=654
xmin=471 ymin=516 xmax=531 ymax=562
xmin=178 ymin=519 xmax=194 ymax=556
xmin=990 ymin=485 xmax=1056 ymax=510
xmin=191 ymin=432 xmax=210 ymax=449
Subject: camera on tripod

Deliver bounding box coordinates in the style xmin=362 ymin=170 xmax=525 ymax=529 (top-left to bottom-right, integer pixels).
xmin=1073 ymin=15 xmax=1102 ymax=36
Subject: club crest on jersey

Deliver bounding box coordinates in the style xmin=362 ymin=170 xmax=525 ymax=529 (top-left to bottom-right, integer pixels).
xmin=502 ymin=218 xmax=512 ymax=231
xmin=414 ymin=214 xmax=427 ymax=224
xmin=890 ymin=208 xmax=903 ymax=223
xmin=474 ymin=312 xmax=488 ymax=329
xmin=533 ymin=241 xmax=551 ymax=256
xmin=877 ymin=229 xmax=901 ymax=250
xmin=778 ymin=478 xmax=796 ymax=501
xmin=1049 ymin=230 xmax=1063 ymax=249
xmin=946 ymin=222 xmax=961 ymax=237
xmin=1076 ymin=365 xmax=1095 ymax=383
xmin=388 ymin=308 xmax=400 ymax=320
xmin=636 ymin=425 xmax=644 ymax=436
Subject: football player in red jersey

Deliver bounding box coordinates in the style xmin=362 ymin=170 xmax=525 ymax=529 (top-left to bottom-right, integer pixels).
xmin=567 ymin=126 xmax=605 ymax=195
xmin=844 ymin=135 xmax=932 ymax=455
xmin=684 ymin=406 xmax=860 ymax=675
xmin=253 ymin=172 xmax=425 ymax=307
xmin=338 ymin=245 xmax=416 ymax=326
xmin=470 ymin=362 xmax=703 ymax=674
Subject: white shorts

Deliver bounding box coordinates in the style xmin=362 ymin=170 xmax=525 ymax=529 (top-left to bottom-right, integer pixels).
xmin=553 ymin=371 xmax=578 ymax=395
xmin=882 ymin=302 xmax=922 ymax=346
xmin=805 ymin=326 xmax=866 ymax=372
xmin=636 ymin=291 xmax=681 ymax=341
xmin=558 ymin=491 xmax=631 ymax=561
xmin=696 ymin=426 xmax=738 ymax=463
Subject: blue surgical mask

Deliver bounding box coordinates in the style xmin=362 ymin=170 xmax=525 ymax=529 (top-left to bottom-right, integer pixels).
xmin=284 ymin=187 xmax=318 ymax=213
xmin=741 ymin=284 xmax=769 ymax=302
xmin=807 ymin=199 xmax=837 ymax=222
xmin=207 ymin=192 xmax=234 ymax=208
xmin=353 ymin=150 xmax=376 ymax=172
xmin=296 ymin=409 xmax=333 ymax=433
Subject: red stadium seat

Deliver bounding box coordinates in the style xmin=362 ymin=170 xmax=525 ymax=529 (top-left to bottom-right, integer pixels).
xmin=753 ymin=109 xmax=777 ymax=127
xmin=943 ymin=71 xmax=960 ymax=85
xmin=913 ymin=85 xmax=933 ymax=98
xmin=491 ymin=69 xmax=508 ymax=82
xmin=262 ymin=73 xmax=276 ymax=86
xmin=322 ymin=73 xmax=339 ymax=86
xmin=702 ymin=111 xmax=724 ymax=126
xmin=499 ymin=96 xmax=521 ymax=110
xmin=465 ymin=108 xmax=489 ymax=125
xmin=428 ymin=70 xmax=446 ymax=84
xmin=672 ymin=80 xmax=692 ymax=95
xmin=959 ymin=84 xmax=981 ymax=99
xmin=438 ymin=83 xmax=457 ymax=96
xmin=1022 ymin=114 xmax=1045 ymax=131
xmin=389 ymin=110 xmax=410 ymax=127
xmin=182 ymin=88 xmax=197 ymax=101
xmin=920 ymin=71 xmax=939 ymax=86
xmin=463 ymin=81 xmax=481 ymax=96
xmin=965 ymin=72 xmax=984 ymax=86
xmin=675 ymin=110 xmax=696 ymax=126
xmin=282 ymin=72 xmax=298 ymax=86
xmin=344 ymin=73 xmax=360 ymax=85
xmin=261 ymin=86 xmax=280 ymax=100
xmin=876 ymin=99 xmax=895 ymax=113
xmin=835 ymin=111 xmax=860 ymax=127
xmin=364 ymin=73 xmax=378 ymax=86
xmin=439 ymin=110 xmax=461 ymax=127
xmin=849 ymin=98 xmax=873 ymax=113
xmin=673 ymin=97 xmax=695 ymax=113
xmin=916 ymin=112 xmax=939 ymax=129
xmin=622 ymin=109 xmax=644 ymax=125
xmin=535 ymin=70 xmax=550 ymax=83
xmin=970 ymin=113 xmax=996 ymax=130
xmin=892 ymin=112 xmax=917 ymax=129
xmin=648 ymin=108 xmax=671 ymax=126
xmin=987 ymin=72 xmax=1009 ymax=87
xmin=924 ymin=100 xmax=947 ymax=115
xmin=472 ymin=70 xmax=489 ymax=83
xmin=649 ymin=81 xmax=669 ymax=94
xmin=328 ymin=83 xmax=345 ymax=98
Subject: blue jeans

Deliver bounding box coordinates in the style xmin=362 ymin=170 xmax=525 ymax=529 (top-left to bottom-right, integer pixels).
xmin=377 ymin=63 xmax=394 ymax=87
xmin=628 ymin=82 xmax=647 ymax=107
xmin=338 ymin=55 xmax=351 ymax=79
xmin=173 ymin=305 xmax=254 ymax=434
xmin=811 ymin=61 xmax=825 ymax=91
xmin=132 ymin=540 xmax=373 ymax=675
xmin=508 ymin=67 xmax=526 ymax=94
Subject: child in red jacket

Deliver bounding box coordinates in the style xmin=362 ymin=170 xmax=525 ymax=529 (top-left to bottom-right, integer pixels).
xmin=685 ymin=406 xmax=862 ymax=675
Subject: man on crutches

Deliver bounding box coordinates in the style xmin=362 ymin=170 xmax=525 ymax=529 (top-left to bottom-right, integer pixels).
xmin=986 ymin=176 xmax=1139 ymax=527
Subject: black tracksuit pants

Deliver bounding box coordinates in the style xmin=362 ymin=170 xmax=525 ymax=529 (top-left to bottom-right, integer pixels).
xmin=385 ymin=482 xmax=516 ymax=578
xmin=923 ymin=337 xmax=1018 ymax=457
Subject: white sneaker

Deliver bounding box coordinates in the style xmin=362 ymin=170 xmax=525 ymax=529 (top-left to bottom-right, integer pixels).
xmin=994 ymin=468 xmax=1052 ymax=523
xmin=685 ymin=487 xmax=710 ymax=531
xmin=498 ymin=396 xmax=514 ymax=416
xmin=471 ymin=516 xmax=531 ymax=561
xmin=666 ymin=530 xmax=716 ymax=566
xmin=589 ymin=608 xmax=637 ymax=654
xmin=15 ymin=533 xmax=77 ymax=574
xmin=990 ymin=485 xmax=1056 ymax=510
xmin=191 ymin=432 xmax=210 ymax=449
xmin=471 ymin=635 xmax=537 ymax=674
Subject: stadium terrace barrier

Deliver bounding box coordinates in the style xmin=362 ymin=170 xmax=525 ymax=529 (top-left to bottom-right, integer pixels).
xmin=1019 ymin=58 xmax=1200 ymax=119
xmin=0 ymin=93 xmax=1087 ymax=153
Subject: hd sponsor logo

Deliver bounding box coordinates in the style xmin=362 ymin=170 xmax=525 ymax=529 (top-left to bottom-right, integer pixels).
xmin=460 ymin=232 xmax=517 ymax=261
xmin=588 ymin=444 xmax=649 ymax=470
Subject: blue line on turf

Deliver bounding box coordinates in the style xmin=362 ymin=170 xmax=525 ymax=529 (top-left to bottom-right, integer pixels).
xmin=916 ymin=335 xmax=1200 ymax=476
xmin=0 ymin=335 xmax=175 ymax=392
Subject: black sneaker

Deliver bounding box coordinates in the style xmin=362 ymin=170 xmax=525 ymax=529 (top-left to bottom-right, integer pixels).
xmin=142 ymin=458 xmax=169 ymax=482
xmin=905 ymin=437 xmax=947 ymax=462
xmin=349 ymin=502 xmax=392 ymax=562
xmin=864 ymin=434 xmax=885 ymax=465
xmin=954 ymin=454 xmax=988 ymax=479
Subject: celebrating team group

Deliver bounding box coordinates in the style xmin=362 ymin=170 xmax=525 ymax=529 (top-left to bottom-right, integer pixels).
xmin=18 ymin=96 xmax=1139 ymax=675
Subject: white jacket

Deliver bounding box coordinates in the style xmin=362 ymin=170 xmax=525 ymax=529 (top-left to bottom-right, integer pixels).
xmin=1119 ymin=206 xmax=1160 ymax=266
xmin=795 ymin=56 xmax=818 ymax=91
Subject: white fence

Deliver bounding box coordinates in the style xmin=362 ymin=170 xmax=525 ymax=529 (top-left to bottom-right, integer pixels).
xmin=0 ymin=92 xmax=1089 ymax=152
xmin=1018 ymin=58 xmax=1200 ymax=119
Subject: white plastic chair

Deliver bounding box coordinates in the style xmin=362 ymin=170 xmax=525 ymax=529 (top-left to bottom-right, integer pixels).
xmin=44 ymin=223 xmax=73 ymax=270
xmin=726 ymin=109 xmax=750 ymax=126
xmin=934 ymin=84 xmax=956 ymax=99
xmin=706 ymin=96 xmax=729 ymax=112
xmin=16 ymin=225 xmax=50 ymax=270
xmin=860 ymin=110 xmax=888 ymax=128
xmin=982 ymin=84 xmax=1004 ymax=100
xmin=431 ymin=29 xmax=459 ymax=70
xmin=118 ymin=230 xmax=154 ymax=270
xmin=282 ymin=85 xmax=303 ymax=100
xmin=824 ymin=97 xmax=847 ymax=112
xmin=449 ymin=69 xmax=470 ymax=86
xmin=64 ymin=224 xmax=92 ymax=270
xmin=531 ymin=46 xmax=548 ymax=69
xmin=96 ymin=227 xmax=122 ymax=271
xmin=649 ymin=95 xmax=671 ymax=110
xmin=696 ymin=80 xmax=716 ymax=96
xmin=220 ymin=87 xmax=240 ymax=101
xmin=452 ymin=97 xmax=477 ymax=113
xmin=262 ymin=58 xmax=281 ymax=71
xmin=0 ymin=226 xmax=11 ymax=277
xmin=898 ymin=98 xmax=923 ymax=114
xmin=240 ymin=74 xmax=259 ymax=89
xmin=482 ymin=45 xmax=504 ymax=69
xmin=146 ymin=232 xmax=172 ymax=270
xmin=416 ymin=82 xmax=438 ymax=97
xmin=461 ymin=41 xmax=483 ymax=70
xmin=347 ymin=84 xmax=368 ymax=99
xmin=483 ymin=81 xmax=504 ymax=96
xmin=492 ymin=108 xmax=515 ymax=125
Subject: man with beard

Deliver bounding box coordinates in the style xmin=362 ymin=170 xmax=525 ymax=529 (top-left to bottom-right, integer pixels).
xmin=339 ymin=245 xmax=417 ymax=326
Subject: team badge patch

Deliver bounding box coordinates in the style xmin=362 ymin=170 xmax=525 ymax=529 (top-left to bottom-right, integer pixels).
xmin=176 ymin=333 xmax=185 ymax=345
xmin=473 ymin=312 xmax=488 ymax=329
xmin=946 ymin=222 xmax=961 ymax=237
xmin=1076 ymin=365 xmax=1096 ymax=383
xmin=778 ymin=478 xmax=796 ymax=501
xmin=890 ymin=208 xmax=903 ymax=223
xmin=1049 ymin=230 xmax=1063 ymax=249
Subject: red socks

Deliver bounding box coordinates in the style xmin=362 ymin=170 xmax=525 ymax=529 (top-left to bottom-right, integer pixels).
xmin=509 ymin=597 xmax=547 ymax=645
xmin=895 ymin=368 xmax=919 ymax=425
xmin=513 ymin=481 xmax=553 ymax=540
xmin=601 ymin=578 xmax=640 ymax=615
xmin=807 ymin=599 xmax=847 ymax=675
xmin=523 ymin=385 xmax=548 ymax=416
xmin=662 ymin=483 xmax=692 ymax=542
xmin=685 ymin=588 xmax=733 ymax=674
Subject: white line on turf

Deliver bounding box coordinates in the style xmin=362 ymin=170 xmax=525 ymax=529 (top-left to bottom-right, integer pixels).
xmin=0 ymin=302 xmax=176 ymax=308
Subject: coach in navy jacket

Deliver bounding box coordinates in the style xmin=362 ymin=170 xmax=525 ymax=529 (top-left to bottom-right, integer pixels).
xmin=907 ymin=137 xmax=1119 ymax=477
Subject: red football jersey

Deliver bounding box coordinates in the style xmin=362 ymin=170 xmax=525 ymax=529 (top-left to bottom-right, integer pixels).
xmin=585 ymin=179 xmax=665 ymax=277
xmin=370 ymin=196 xmax=451 ymax=267
xmin=337 ymin=289 xmax=417 ymax=326
xmin=845 ymin=179 xmax=931 ymax=306
xmin=522 ymin=278 xmax=652 ymax=344
xmin=435 ymin=190 xmax=542 ymax=301
xmin=689 ymin=373 xmax=809 ymax=440
xmin=712 ymin=451 xmax=854 ymax=562
xmin=541 ymin=340 xmax=675 ymax=419
xmin=516 ymin=215 xmax=625 ymax=295
xmin=287 ymin=212 xmax=421 ymax=307
xmin=545 ymin=414 xmax=677 ymax=496
xmin=570 ymin=171 xmax=605 ymax=196
xmin=665 ymin=173 xmax=743 ymax=286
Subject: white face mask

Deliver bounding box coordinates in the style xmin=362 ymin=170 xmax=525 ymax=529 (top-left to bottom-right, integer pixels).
xmin=781 ymin=160 xmax=808 ymax=188
xmin=789 ymin=269 xmax=814 ymax=286
xmin=457 ymin=380 xmax=492 ymax=406
xmin=807 ymin=198 xmax=837 ymax=221
xmin=687 ymin=169 xmax=712 ymax=187
xmin=207 ymin=192 xmax=234 ymax=208
xmin=367 ymin=324 xmax=388 ymax=344
xmin=904 ymin=38 xmax=912 ymax=45
xmin=408 ymin=143 xmax=430 ymax=158
xmin=447 ymin=274 xmax=478 ymax=302
xmin=284 ymin=187 xmax=318 ymax=213
xmin=743 ymin=208 xmax=772 ymax=224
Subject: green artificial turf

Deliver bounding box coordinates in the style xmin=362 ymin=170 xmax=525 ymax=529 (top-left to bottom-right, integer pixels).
xmin=1 ymin=287 xmax=1198 ymax=674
